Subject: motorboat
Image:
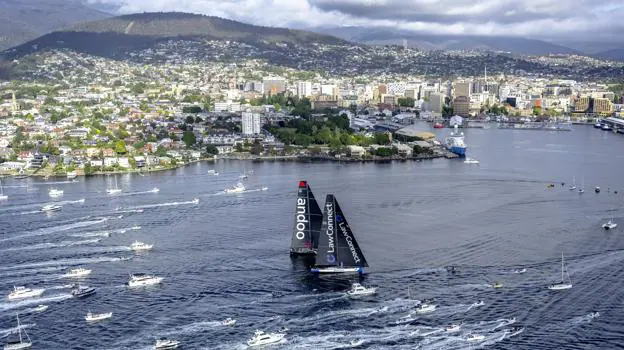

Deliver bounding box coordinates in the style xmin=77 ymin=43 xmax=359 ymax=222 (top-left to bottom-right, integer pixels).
xmin=85 ymin=311 xmax=112 ymax=322
xmin=130 ymin=241 xmax=153 ymax=251
xmin=155 ymin=338 xmax=180 ymax=349
xmin=416 ymin=302 xmax=437 ymax=314
xmin=71 ymin=284 xmax=96 ymax=298
xmin=261 ymin=186 xmax=269 ymax=191
xmin=48 ymin=188 xmax=64 ymax=198
xmin=33 ymin=305 xmax=48 ymax=312
xmin=514 ymin=268 xmax=527 ymax=274
xmin=548 ymin=252 xmax=572 ymax=290
xmin=602 ymin=219 xmax=617 ymax=230
xmin=465 ymin=334 xmax=485 ymax=342
xmin=131 ymin=225 xmax=142 ymax=230
xmin=349 ymin=339 xmax=364 ymax=347
xmin=492 ymin=282 xmax=503 ymax=289
xmin=191 ymin=198 xmax=200 ymax=204
xmin=595 ymin=186 xmax=601 ymax=193
xmin=3 ymin=315 xmax=32 ymax=350
xmin=602 ymin=124 xmax=612 ymax=131
xmin=150 ymin=187 xmax=160 ymax=193
xmin=471 ymin=300 xmax=485 ymax=307
xmin=464 ymin=158 xmax=479 ymax=164
xmin=221 ymin=317 xmax=236 ymax=326
xmin=246 ymin=330 xmax=285 ymax=347
xmin=41 ymin=204 xmax=62 ymax=212
xmin=127 ymin=273 xmax=163 ymax=287
xmin=7 ymin=286 xmax=44 ymax=301
xmin=224 ymin=182 xmax=246 ymax=193
xmin=445 ymin=324 xmax=462 ymax=332
xmin=62 ymin=268 xmax=92 ymax=278
xmin=66 ymin=171 xmax=77 ymax=180
xmin=207 ymin=170 xmax=219 ymax=176
xmin=346 ymin=283 xmax=377 ymax=297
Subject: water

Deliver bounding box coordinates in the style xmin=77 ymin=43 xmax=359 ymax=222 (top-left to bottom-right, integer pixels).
xmin=1 ymin=125 xmax=624 ymax=349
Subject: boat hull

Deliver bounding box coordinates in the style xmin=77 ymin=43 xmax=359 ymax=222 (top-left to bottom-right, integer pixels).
xmin=548 ymin=283 xmax=572 ymax=290
xmin=8 ymin=289 xmax=45 ymax=300
xmin=449 ymin=146 xmax=466 ymax=156
xmin=289 ymin=248 xmax=316 ymax=256
xmin=310 ymin=267 xmax=364 ymax=274
xmin=4 ymin=342 xmax=33 ymax=350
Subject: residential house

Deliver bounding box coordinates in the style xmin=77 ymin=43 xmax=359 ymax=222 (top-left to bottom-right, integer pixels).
xmin=104 ymin=157 xmax=118 ymax=167
xmin=118 ymin=157 xmax=131 ymax=168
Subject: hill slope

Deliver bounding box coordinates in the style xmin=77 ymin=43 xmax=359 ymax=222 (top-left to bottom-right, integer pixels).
xmin=0 ymin=0 xmax=109 ymax=50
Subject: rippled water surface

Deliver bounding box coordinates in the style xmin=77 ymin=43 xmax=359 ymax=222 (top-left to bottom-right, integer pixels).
xmin=1 ymin=125 xmax=624 ymax=349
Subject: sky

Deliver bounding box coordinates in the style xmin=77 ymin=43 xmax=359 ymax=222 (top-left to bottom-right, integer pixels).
xmin=86 ymin=0 xmax=624 ymax=41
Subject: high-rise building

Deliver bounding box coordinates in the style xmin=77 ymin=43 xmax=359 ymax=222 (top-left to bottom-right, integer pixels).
xmin=454 ymin=81 xmax=471 ymax=98
xmin=262 ymin=77 xmax=286 ymax=95
xmin=428 ymin=93 xmax=444 ymax=113
xmin=242 ymin=111 xmax=262 ymax=135
xmin=453 ymin=96 xmax=470 ymax=117
xmin=297 ymin=81 xmax=313 ymax=97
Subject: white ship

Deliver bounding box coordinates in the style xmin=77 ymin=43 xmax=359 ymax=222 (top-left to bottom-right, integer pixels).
xmin=445 ymin=125 xmax=467 ymax=157
xmin=224 ymin=183 xmax=246 ymax=193
xmin=7 ymin=286 xmax=45 ymax=301
xmin=127 ymin=274 xmax=163 ymax=287
xmin=62 ymin=268 xmax=92 ymax=278
xmin=130 ymin=241 xmax=153 ymax=251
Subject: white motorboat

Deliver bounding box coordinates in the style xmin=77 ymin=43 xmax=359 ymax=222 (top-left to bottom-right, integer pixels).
xmin=246 ymin=330 xmax=285 ymax=347
xmin=349 ymin=339 xmax=364 ymax=347
xmin=445 ymin=324 xmax=461 ymax=332
xmin=131 ymin=225 xmax=142 ymax=230
xmin=66 ymin=171 xmax=77 ymax=180
xmin=0 ymin=179 xmax=8 ymax=201
xmin=416 ymin=302 xmax=437 ymax=314
xmin=33 ymin=305 xmax=48 ymax=312
xmin=602 ymin=219 xmax=617 ymax=230
xmin=261 ymin=186 xmax=268 ymax=191
xmin=127 ymin=273 xmax=163 ymax=287
xmin=48 ymin=188 xmax=64 ymax=198
xmin=191 ymin=198 xmax=200 ymax=204
xmin=346 ymin=283 xmax=377 ymax=297
xmin=155 ymin=338 xmax=179 ymax=349
xmin=548 ymin=252 xmax=572 ymax=290
xmin=207 ymin=170 xmax=219 ymax=176
xmin=85 ymin=311 xmax=112 ymax=322
xmin=224 ymin=182 xmax=246 ymax=193
xmin=62 ymin=268 xmax=92 ymax=278
xmin=130 ymin=241 xmax=153 ymax=251
xmin=471 ymin=300 xmax=485 ymax=307
xmin=465 ymin=334 xmax=485 ymax=342
xmin=221 ymin=317 xmax=236 ymax=326
xmin=3 ymin=315 xmax=32 ymax=350
xmin=7 ymin=286 xmax=45 ymax=301
xmin=514 ymin=268 xmax=527 ymax=274
xmin=464 ymin=158 xmax=479 ymax=164
xmin=41 ymin=204 xmax=62 ymax=212
xmin=150 ymin=187 xmax=160 ymax=193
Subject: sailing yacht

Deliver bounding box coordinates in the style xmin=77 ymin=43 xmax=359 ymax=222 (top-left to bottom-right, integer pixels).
xmin=602 ymin=217 xmax=617 ymax=230
xmin=311 ymin=194 xmax=369 ymax=274
xmin=290 ymin=181 xmax=323 ymax=256
xmin=548 ymin=252 xmax=572 ymax=290
xmin=578 ymin=177 xmax=585 ymax=194
xmin=3 ymin=315 xmax=32 ymax=350
xmin=0 ymin=179 xmax=7 ymax=200
xmin=568 ymin=175 xmax=576 ymax=191
xmin=107 ymin=176 xmax=122 ymax=195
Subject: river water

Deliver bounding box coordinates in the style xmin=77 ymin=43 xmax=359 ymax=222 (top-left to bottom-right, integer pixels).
xmin=1 ymin=125 xmax=623 ymax=349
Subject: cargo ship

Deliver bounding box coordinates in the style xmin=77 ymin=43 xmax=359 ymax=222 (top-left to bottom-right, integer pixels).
xmin=445 ymin=125 xmax=466 ymax=157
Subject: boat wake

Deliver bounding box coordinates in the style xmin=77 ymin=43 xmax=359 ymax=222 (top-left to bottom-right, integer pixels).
xmin=0 ymin=256 xmax=131 ymax=273
xmin=0 ymin=294 xmax=72 ymax=313
xmin=0 ymin=323 xmax=35 ymax=338
xmin=69 ymin=231 xmax=111 ymax=238
xmin=0 ymin=238 xmax=102 ymax=252
xmin=121 ymin=198 xmax=200 ymax=211
xmin=112 ymin=189 xmax=160 ymax=197
xmin=0 ymin=217 xmax=109 ymax=243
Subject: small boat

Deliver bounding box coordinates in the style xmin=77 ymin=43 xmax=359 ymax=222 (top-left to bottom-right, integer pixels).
xmin=569 ymin=174 xmax=577 ymax=191
xmin=85 ymin=311 xmax=112 ymax=322
xmin=130 ymin=241 xmax=153 ymax=251
xmin=66 ymin=172 xmax=77 ymax=180
xmin=0 ymin=179 xmax=8 ymax=201
xmin=191 ymin=198 xmax=200 ymax=204
xmin=349 ymin=339 xmax=364 ymax=347
xmin=594 ymin=122 xmax=602 ymax=128
xmin=246 ymin=330 xmax=285 ymax=347
xmin=7 ymin=286 xmax=45 ymax=301
xmin=514 ymin=268 xmax=527 ymax=274
xmin=261 ymin=186 xmax=268 ymax=191
xmin=595 ymin=186 xmax=601 ymax=193
xmin=602 ymin=219 xmax=617 ymax=230
xmin=433 ymin=122 xmax=443 ymax=128
xmin=207 ymin=170 xmax=219 ymax=176
xmin=546 ymin=184 xmax=555 ymax=189
xmin=445 ymin=324 xmax=461 ymax=332
xmin=465 ymin=334 xmax=485 ymax=342
xmin=131 ymin=225 xmax=141 ymax=230
xmin=62 ymin=268 xmax=92 ymax=278
xmin=150 ymin=187 xmax=160 ymax=193
xmin=224 ymin=182 xmax=246 ymax=193
xmin=3 ymin=314 xmax=32 ymax=350
xmin=41 ymin=204 xmax=62 ymax=212
xmin=504 ymin=326 xmax=525 ymax=335
xmin=471 ymin=300 xmax=485 ymax=307
xmin=155 ymin=338 xmax=180 ymax=349
xmin=239 ymin=174 xmax=248 ymax=180
xmin=71 ymin=284 xmax=96 ymax=298
xmin=127 ymin=273 xmax=163 ymax=287
xmin=221 ymin=317 xmax=236 ymax=326
xmin=48 ymin=188 xmax=64 ymax=198
xmin=492 ymin=282 xmax=503 ymax=289
xmin=548 ymin=252 xmax=572 ymax=290
xmin=416 ymin=302 xmax=437 ymax=314
xmin=602 ymin=124 xmax=612 ymax=131
xmin=464 ymin=158 xmax=479 ymax=164
xmin=346 ymin=283 xmax=377 ymax=297
xmin=33 ymin=305 xmax=48 ymax=312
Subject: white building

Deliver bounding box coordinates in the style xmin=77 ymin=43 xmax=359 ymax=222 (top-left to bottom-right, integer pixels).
xmin=297 ymin=81 xmax=313 ymax=97
xmin=387 ymin=82 xmax=407 ymax=96
xmin=242 ymin=111 xmax=262 ymax=135
xmin=428 ymin=93 xmax=445 ymax=113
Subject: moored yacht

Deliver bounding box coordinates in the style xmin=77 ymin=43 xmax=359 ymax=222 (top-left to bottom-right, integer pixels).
xmin=48 ymin=188 xmax=64 ymax=198
xmin=224 ymin=182 xmax=246 ymax=193
xmin=311 ymin=194 xmax=369 ymax=274
xmin=7 ymin=286 xmax=45 ymax=301
xmin=130 ymin=241 xmax=153 ymax=251
xmin=246 ymin=330 xmax=285 ymax=347
xmin=62 ymin=268 xmax=92 ymax=278
xmin=41 ymin=204 xmax=62 ymax=212
xmin=127 ymin=273 xmax=163 ymax=287
xmin=155 ymin=338 xmax=180 ymax=349
xmin=85 ymin=311 xmax=112 ymax=322
xmin=346 ymin=283 xmax=377 ymax=297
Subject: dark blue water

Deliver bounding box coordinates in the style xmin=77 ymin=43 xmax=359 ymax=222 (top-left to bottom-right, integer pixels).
xmin=1 ymin=125 xmax=624 ymax=349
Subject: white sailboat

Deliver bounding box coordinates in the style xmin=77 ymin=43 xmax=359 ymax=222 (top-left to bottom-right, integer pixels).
xmin=568 ymin=174 xmax=576 ymax=191
xmin=0 ymin=179 xmax=7 ymax=201
xmin=578 ymin=176 xmax=585 ymax=194
xmin=3 ymin=314 xmax=32 ymax=350
xmin=106 ymin=176 xmax=122 ymax=195
xmin=548 ymin=252 xmax=572 ymax=290
xmin=602 ymin=216 xmax=617 ymax=230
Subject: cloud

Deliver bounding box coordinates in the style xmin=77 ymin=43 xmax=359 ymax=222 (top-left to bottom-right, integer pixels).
xmin=86 ymin=0 xmax=624 ymax=41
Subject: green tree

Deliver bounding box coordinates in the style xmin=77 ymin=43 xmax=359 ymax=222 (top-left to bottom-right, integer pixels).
xmin=374 ymin=133 xmax=391 ymax=145
xmin=114 ymin=140 xmax=127 ymax=154
xmin=235 ymin=143 xmax=244 ymax=152
xmin=185 ymin=115 xmax=196 ymax=124
xmin=182 ymin=131 xmax=197 ymax=148
xmin=398 ymin=97 xmax=415 ymax=107
xmin=182 ymin=106 xmax=202 ymax=113
xmin=195 ymin=116 xmax=203 ymax=123
xmin=250 ymin=139 xmax=264 ymax=155
xmin=83 ymin=162 xmax=93 ymax=176
xmin=205 ymin=144 xmax=219 ymax=155
xmin=156 ymin=145 xmax=168 ymax=157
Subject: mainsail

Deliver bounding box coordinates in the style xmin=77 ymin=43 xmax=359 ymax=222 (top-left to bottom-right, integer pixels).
xmin=290 ymin=181 xmax=323 ymax=255
xmin=314 ymin=194 xmax=368 ymax=269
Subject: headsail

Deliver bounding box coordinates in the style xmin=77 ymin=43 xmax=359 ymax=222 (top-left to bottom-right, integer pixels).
xmin=314 ymin=194 xmax=368 ymax=268
xmin=290 ymin=181 xmax=323 ymax=255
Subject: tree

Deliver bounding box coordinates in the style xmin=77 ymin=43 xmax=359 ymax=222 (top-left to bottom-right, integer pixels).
xmin=374 ymin=133 xmax=391 ymax=145
xmin=235 ymin=143 xmax=244 ymax=152
xmin=195 ymin=116 xmax=203 ymax=123
xmin=156 ymin=145 xmax=168 ymax=157
xmin=114 ymin=140 xmax=127 ymax=154
xmin=205 ymin=144 xmax=219 ymax=155
xmin=182 ymin=131 xmax=197 ymax=148
xmin=375 ymin=147 xmax=394 ymax=157
xmin=398 ymin=97 xmax=415 ymax=107
xmin=83 ymin=162 xmax=93 ymax=176
xmin=185 ymin=115 xmax=196 ymax=124
xmin=250 ymin=139 xmax=264 ymax=155
xmin=182 ymin=106 xmax=202 ymax=113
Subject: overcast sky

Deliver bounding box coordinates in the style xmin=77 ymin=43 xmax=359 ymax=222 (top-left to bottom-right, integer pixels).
xmin=86 ymin=0 xmax=624 ymax=41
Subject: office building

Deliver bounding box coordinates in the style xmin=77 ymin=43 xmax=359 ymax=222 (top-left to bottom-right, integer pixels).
xmin=242 ymin=111 xmax=262 ymax=135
